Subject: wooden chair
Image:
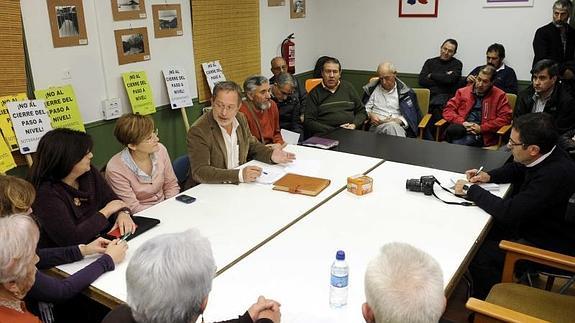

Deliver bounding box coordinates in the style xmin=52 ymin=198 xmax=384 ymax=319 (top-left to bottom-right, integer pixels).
xmin=434 ymin=93 xmax=517 ymax=148
xmin=466 ymin=240 xmax=575 ymax=323
xmin=413 ymin=88 xmax=432 ymax=139
xmin=305 ymin=78 xmax=322 ymax=93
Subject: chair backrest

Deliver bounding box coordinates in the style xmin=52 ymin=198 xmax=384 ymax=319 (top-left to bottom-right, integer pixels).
xmin=413 ymin=88 xmax=431 ymax=115
xmin=172 ymin=154 xmax=190 ymax=187
xmin=506 ymin=93 xmax=517 ymax=112
xmin=305 ymin=78 xmax=322 ymax=92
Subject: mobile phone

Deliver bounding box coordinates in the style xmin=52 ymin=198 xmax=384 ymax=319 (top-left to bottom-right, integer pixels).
xmin=176 ymin=194 xmax=196 ymax=204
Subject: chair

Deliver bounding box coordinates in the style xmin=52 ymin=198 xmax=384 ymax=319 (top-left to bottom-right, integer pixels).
xmin=434 ymin=93 xmax=517 ymax=149
xmin=305 ymin=78 xmax=322 ymax=93
xmin=466 ymin=240 xmax=575 ymax=323
xmin=172 ymin=154 xmax=190 ymax=188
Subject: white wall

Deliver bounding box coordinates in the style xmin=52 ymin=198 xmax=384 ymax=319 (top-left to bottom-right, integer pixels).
xmin=259 ymin=0 xmax=551 ymax=81
xmin=21 ymin=0 xmax=196 ymax=123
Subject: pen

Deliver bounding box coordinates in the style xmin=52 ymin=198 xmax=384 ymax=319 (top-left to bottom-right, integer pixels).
xmin=120 ymin=232 xmax=131 ymax=242
xmin=262 ymin=171 xmax=268 ymax=175
xmin=475 ymin=166 xmax=484 ymax=177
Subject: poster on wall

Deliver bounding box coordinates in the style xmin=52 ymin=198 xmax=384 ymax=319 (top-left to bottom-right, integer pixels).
xmin=114 ymin=27 xmax=151 ymax=65
xmin=201 ymin=61 xmax=226 ymax=94
xmin=162 ymin=67 xmax=193 ymax=109
xmin=34 ymin=85 xmax=86 ymax=132
xmin=399 ymin=0 xmax=438 ymax=17
xmin=268 ymin=0 xmax=285 ymax=6
xmin=484 ymin=0 xmax=533 ymax=7
xmin=47 ymin=0 xmax=88 ymax=47
xmin=122 ymin=71 xmax=156 ymax=115
xmin=6 ymin=100 xmax=53 ymax=154
xmin=290 ymin=0 xmax=305 ymax=19
xmin=0 ymin=93 xmax=28 ymax=151
xmin=0 ymin=134 xmax=16 ymax=174
xmin=152 ymin=4 xmax=183 ymax=38
xmin=112 ymin=0 xmax=147 ymax=21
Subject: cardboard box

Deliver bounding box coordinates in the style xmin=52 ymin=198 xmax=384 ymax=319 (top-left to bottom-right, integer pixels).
xmin=347 ymin=175 xmax=373 ymax=196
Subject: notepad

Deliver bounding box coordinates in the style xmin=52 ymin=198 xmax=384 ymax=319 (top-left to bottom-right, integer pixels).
xmin=302 ymin=136 xmax=339 ymax=149
xmin=450 ymin=177 xmax=500 ymax=191
xmin=273 ymin=173 xmax=331 ymax=196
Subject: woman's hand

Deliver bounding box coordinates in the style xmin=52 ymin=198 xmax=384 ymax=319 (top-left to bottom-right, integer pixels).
xmin=104 ymin=239 xmax=128 ymax=264
xmin=108 ymin=211 xmax=136 ymax=236
xmin=79 ymin=237 xmax=111 ymax=256
xmin=99 ymin=200 xmax=128 ymax=218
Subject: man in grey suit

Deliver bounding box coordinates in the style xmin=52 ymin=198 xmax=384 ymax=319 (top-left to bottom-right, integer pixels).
xmin=185 ymin=81 xmax=295 ymax=188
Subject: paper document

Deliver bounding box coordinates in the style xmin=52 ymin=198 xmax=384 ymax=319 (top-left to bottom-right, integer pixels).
xmin=450 ymin=177 xmax=500 ymax=191
xmin=281 ymin=129 xmax=300 ymax=145
xmin=256 ymin=167 xmax=286 ymax=184
xmin=285 ymin=159 xmax=321 ymax=177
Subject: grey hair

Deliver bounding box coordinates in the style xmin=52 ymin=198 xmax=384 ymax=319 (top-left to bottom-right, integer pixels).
xmin=243 ymin=75 xmax=269 ymax=94
xmin=364 ymin=242 xmax=445 ymax=323
xmin=377 ymin=62 xmax=397 ymax=74
xmin=275 ymin=72 xmax=295 ymax=87
xmin=554 ymin=0 xmax=572 ymax=11
xmin=127 ymin=229 xmax=216 ymax=323
xmin=0 ymin=214 xmax=39 ymax=283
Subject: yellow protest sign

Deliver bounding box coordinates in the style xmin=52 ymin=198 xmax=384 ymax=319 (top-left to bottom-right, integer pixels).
xmin=34 ymin=85 xmax=85 ymax=132
xmin=0 ymin=93 xmax=28 ymax=151
xmin=122 ymin=71 xmax=156 ymax=115
xmin=0 ymin=133 xmax=16 ymax=174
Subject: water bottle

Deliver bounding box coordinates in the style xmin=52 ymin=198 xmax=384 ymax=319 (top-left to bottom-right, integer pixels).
xmin=329 ymin=250 xmax=349 ymax=308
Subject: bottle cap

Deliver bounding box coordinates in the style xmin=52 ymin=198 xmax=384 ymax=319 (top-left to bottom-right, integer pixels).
xmin=336 ymin=250 xmax=345 ymax=260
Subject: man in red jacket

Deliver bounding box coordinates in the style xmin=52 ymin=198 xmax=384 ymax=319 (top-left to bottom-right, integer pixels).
xmin=443 ymin=65 xmax=512 ymax=147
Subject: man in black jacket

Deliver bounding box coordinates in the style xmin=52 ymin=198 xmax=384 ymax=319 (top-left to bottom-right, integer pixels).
xmin=514 ymin=59 xmax=575 ymax=134
xmin=455 ymin=113 xmax=575 ymax=298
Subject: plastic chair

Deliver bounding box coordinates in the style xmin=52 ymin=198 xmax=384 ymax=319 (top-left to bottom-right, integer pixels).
xmin=305 ymin=78 xmax=322 ymax=93
xmin=172 ymin=154 xmax=190 ymax=187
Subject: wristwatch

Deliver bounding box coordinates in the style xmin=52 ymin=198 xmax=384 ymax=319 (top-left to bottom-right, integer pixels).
xmin=462 ymin=184 xmax=471 ymax=192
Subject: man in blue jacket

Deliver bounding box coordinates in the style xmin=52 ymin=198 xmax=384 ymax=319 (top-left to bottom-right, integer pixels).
xmin=362 ymin=62 xmax=423 ymax=138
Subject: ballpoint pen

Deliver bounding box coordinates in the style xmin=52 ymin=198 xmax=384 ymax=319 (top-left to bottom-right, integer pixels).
xmin=475 ymin=166 xmax=484 ymax=177
xmin=120 ymin=232 xmax=132 ymax=242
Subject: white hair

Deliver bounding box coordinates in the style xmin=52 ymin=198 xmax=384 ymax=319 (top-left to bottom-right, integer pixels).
xmin=127 ymin=229 xmax=216 ymax=323
xmin=364 ymin=243 xmax=445 ymax=323
xmin=0 ymin=214 xmax=39 ymax=283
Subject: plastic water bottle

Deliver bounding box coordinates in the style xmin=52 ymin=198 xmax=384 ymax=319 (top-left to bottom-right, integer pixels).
xmin=329 ymin=250 xmax=349 ymax=308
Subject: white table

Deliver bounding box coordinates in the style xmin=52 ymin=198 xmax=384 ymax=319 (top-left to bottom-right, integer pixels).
xmin=55 ymin=145 xmax=382 ymax=304
xmin=203 ymin=161 xmax=509 ymax=323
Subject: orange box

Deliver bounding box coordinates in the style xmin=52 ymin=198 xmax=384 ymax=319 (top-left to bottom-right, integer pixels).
xmin=347 ymin=175 xmax=373 ymax=196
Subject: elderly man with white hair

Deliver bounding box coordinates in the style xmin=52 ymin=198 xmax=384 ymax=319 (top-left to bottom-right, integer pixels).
xmin=362 ymin=62 xmax=423 ymax=138
xmin=0 ymin=214 xmax=41 ymax=322
xmin=362 ymin=243 xmax=448 ymax=323
xmin=102 ymin=228 xmax=281 ymax=323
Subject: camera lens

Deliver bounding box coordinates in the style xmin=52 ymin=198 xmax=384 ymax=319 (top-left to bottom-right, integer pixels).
xmin=406 ymin=179 xmax=422 ymax=192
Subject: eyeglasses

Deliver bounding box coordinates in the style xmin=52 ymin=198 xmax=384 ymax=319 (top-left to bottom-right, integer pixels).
xmin=507 ymin=137 xmax=525 ymax=148
xmin=144 ymin=129 xmax=159 ymax=142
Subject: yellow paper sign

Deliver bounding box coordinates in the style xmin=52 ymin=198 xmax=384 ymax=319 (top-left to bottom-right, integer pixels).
xmin=0 ymin=133 xmax=16 ymax=174
xmin=0 ymin=93 xmax=28 ymax=151
xmin=122 ymin=71 xmax=156 ymax=115
xmin=34 ymin=85 xmax=85 ymax=132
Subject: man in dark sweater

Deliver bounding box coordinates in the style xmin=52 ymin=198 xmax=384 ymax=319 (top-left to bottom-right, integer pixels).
xmin=466 ymin=43 xmax=518 ymax=94
xmin=304 ymin=57 xmax=367 ymax=138
xmin=418 ymin=39 xmax=463 ymax=122
xmin=455 ymin=113 xmax=575 ymax=298
xmin=514 ymin=59 xmax=575 ymax=134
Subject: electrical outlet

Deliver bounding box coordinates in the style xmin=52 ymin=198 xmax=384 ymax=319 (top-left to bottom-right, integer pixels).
xmin=102 ymin=98 xmax=122 ymax=120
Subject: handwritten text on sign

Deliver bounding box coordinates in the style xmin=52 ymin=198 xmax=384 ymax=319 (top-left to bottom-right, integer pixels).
xmin=6 ymin=100 xmax=53 ymax=154
xmin=122 ymin=71 xmax=156 ymax=115
xmin=0 ymin=93 xmax=28 ymax=151
xmin=201 ymin=60 xmax=226 ymax=94
xmin=162 ymin=67 xmax=193 ymax=109
xmin=34 ymin=85 xmax=85 ymax=132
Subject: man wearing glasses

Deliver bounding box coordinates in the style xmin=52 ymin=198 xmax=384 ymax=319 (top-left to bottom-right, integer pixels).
xmin=362 ymin=62 xmax=423 ymax=138
xmin=270 ymin=72 xmax=304 ymax=138
xmin=454 ymin=113 xmax=575 ymax=299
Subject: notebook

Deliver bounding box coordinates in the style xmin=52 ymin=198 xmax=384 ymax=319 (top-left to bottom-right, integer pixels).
xmin=273 ymin=173 xmax=331 ymax=196
xmin=302 ymin=136 xmax=339 ymax=149
xmin=104 ymin=216 xmax=160 ymax=241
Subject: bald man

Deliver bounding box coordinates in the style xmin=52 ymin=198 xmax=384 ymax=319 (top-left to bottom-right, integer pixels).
xmin=361 ymin=62 xmax=423 ymax=137
xmin=269 ymin=57 xmax=307 ymax=121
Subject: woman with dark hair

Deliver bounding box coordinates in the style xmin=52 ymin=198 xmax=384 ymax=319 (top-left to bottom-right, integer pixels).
xmin=28 ymin=128 xmax=136 ymax=248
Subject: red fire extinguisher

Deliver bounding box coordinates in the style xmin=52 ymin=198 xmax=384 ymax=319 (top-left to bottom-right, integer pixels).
xmin=281 ymin=33 xmax=295 ymax=74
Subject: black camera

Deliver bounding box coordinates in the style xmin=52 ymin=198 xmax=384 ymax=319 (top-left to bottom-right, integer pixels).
xmin=406 ymin=175 xmax=437 ymax=196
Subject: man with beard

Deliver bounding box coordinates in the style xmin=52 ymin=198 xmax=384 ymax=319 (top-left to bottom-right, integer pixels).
xmin=442 ymin=65 xmax=512 ymax=147
xmin=240 ymin=75 xmax=284 ymax=149
xmin=466 ymin=43 xmax=518 ymax=94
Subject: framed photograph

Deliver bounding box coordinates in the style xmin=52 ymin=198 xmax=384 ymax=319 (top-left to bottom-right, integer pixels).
xmin=399 ymin=0 xmax=438 ymax=18
xmin=46 ymin=0 xmax=88 ymax=47
xmin=152 ymin=4 xmax=183 ymax=38
xmin=483 ymin=0 xmax=533 ymax=7
xmin=290 ymin=0 xmax=305 ymax=19
xmin=268 ymin=0 xmax=285 ymax=6
xmin=112 ymin=0 xmax=147 ymax=21
xmin=114 ymin=27 xmax=151 ymax=65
